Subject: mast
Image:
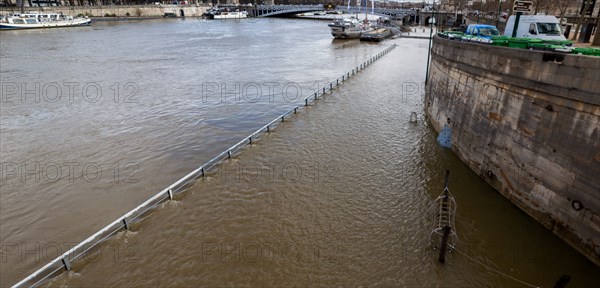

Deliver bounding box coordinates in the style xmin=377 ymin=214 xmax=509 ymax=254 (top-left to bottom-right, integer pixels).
xmin=364 ymin=0 xmax=367 ymax=22
xmin=371 ymin=0 xmax=374 ymax=15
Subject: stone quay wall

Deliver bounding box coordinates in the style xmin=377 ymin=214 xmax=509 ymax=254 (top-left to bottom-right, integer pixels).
xmin=425 ymin=37 xmax=600 ymax=265
xmin=1 ymin=4 xmax=211 ymax=17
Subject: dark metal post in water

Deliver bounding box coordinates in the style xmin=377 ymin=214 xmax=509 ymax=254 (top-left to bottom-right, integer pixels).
xmin=444 ymin=170 xmax=450 ymax=191
xmin=438 ymin=170 xmax=451 ymax=263
xmin=553 ymin=275 xmax=571 ymax=288
xmin=62 ymin=258 xmax=72 ymax=271
xmin=123 ymin=218 xmax=130 ymax=230
xmin=438 ymin=225 xmax=451 ymax=263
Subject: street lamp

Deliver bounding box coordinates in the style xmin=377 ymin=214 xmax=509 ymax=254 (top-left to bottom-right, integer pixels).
xmin=425 ymin=0 xmax=436 ymax=86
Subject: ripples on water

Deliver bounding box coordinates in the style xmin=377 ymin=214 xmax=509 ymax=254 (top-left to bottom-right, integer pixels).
xmin=0 ymin=17 xmax=389 ymax=286
xmin=1 ymin=18 xmax=599 ymax=287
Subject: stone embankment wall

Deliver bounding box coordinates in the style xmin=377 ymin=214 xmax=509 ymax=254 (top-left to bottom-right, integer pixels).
xmin=1 ymin=5 xmax=210 ymax=17
xmin=425 ymin=37 xmax=600 ymax=265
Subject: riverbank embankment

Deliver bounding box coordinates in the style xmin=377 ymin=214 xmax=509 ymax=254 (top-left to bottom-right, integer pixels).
xmin=425 ymin=36 xmax=600 ymax=266
xmin=0 ymin=4 xmax=209 ymax=18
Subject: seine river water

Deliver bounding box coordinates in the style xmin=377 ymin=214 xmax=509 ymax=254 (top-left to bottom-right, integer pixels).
xmin=1 ymin=18 xmax=599 ymax=287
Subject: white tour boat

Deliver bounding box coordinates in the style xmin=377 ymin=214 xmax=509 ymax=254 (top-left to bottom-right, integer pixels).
xmin=211 ymin=8 xmax=248 ymax=19
xmin=0 ymin=12 xmax=91 ymax=30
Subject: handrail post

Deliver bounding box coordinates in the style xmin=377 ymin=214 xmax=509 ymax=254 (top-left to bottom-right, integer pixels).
xmin=62 ymin=258 xmax=72 ymax=271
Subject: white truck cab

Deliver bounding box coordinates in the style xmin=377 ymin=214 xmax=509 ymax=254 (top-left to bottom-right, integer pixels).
xmin=504 ymin=15 xmax=566 ymax=40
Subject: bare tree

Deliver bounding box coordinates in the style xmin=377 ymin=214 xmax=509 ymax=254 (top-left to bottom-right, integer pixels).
xmin=551 ymin=0 xmax=571 ymax=20
xmin=533 ymin=0 xmax=549 ymax=14
xmin=572 ymin=0 xmax=592 ymax=40
xmin=592 ymin=7 xmax=600 ymax=46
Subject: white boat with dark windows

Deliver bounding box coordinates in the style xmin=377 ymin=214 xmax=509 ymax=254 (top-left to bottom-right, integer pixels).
xmin=205 ymin=8 xmax=248 ymax=19
xmin=328 ymin=17 xmax=370 ymax=39
xmin=0 ymin=12 xmax=91 ymax=30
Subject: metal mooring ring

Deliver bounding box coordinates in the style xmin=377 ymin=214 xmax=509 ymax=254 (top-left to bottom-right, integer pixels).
xmin=571 ymin=200 xmax=583 ymax=211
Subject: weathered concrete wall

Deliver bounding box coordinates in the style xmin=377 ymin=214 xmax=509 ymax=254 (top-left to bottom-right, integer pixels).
xmin=0 ymin=5 xmax=210 ymax=17
xmin=425 ymin=37 xmax=600 ymax=265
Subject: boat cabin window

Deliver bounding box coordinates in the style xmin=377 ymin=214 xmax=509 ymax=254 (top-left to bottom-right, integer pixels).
xmin=12 ymin=18 xmax=25 ymax=24
xmin=25 ymin=18 xmax=37 ymax=24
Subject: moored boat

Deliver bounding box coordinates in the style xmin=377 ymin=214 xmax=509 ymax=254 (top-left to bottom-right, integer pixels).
xmin=205 ymin=8 xmax=248 ymax=19
xmin=328 ymin=17 xmax=370 ymax=39
xmin=360 ymin=28 xmax=392 ymax=42
xmin=0 ymin=12 xmax=91 ymax=30
xmin=214 ymin=10 xmax=248 ymax=19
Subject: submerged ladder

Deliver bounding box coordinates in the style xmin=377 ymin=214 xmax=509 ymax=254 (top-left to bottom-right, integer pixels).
xmin=428 ymin=170 xmax=457 ymax=263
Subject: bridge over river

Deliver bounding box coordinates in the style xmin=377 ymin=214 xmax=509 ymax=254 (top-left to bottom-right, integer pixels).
xmin=249 ymin=5 xmax=417 ymax=19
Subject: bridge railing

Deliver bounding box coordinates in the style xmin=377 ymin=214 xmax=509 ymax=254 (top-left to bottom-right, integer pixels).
xmin=250 ymin=5 xmax=415 ymax=18
xmin=12 ymin=44 xmax=397 ymax=288
xmin=343 ymin=6 xmax=417 ymax=17
xmin=251 ymin=4 xmax=324 ymax=17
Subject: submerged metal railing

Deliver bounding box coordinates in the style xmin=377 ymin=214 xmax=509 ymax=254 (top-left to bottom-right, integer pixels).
xmin=428 ymin=170 xmax=457 ymax=264
xmin=12 ymin=44 xmax=397 ymax=288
